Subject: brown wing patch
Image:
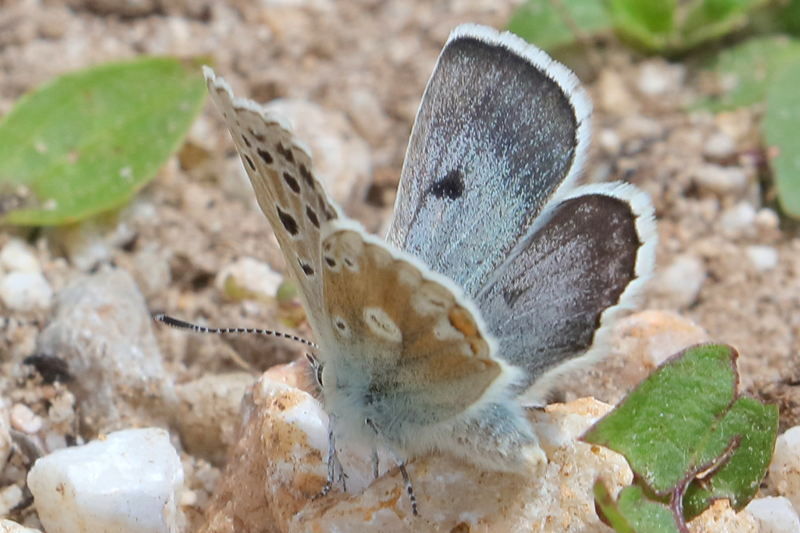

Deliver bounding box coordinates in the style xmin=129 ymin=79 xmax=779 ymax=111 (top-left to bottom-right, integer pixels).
xmin=321 ymin=228 xmax=500 ymax=418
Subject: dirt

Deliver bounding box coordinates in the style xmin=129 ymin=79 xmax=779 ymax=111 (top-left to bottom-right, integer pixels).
xmin=0 ymin=0 xmax=798 ymax=529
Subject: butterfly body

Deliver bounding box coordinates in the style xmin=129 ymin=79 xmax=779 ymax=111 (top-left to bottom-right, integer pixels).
xmin=204 ymin=22 xmax=656 ymax=510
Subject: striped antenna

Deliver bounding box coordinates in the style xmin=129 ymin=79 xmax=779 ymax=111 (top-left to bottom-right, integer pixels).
xmin=153 ymin=313 xmax=318 ymax=350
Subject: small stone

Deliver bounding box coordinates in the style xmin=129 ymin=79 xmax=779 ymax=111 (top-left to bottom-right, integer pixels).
xmin=768 ymin=426 xmax=800 ymax=510
xmin=215 ymin=257 xmax=283 ymax=301
xmin=745 ymin=496 xmax=800 ymax=533
xmin=28 ymin=428 xmax=184 ymax=533
xmin=720 ymin=202 xmax=757 ymax=238
xmin=0 ymin=484 xmax=23 ymax=516
xmin=746 ymin=245 xmax=779 ymax=272
xmin=10 ymin=404 xmax=42 ymax=434
xmin=703 ymin=131 xmax=737 ymax=160
xmin=691 ymin=499 xmax=758 ymax=532
xmin=345 ymin=88 xmax=390 ymax=143
xmin=598 ymin=128 xmax=621 ymax=155
xmin=651 ymin=254 xmax=706 ymax=309
xmin=53 ymin=221 xmax=112 ymax=271
xmin=756 ymin=208 xmax=780 ymax=231
xmin=0 ymin=519 xmax=42 ymax=533
xmin=636 ymin=60 xmax=685 ymax=97
xmin=692 ymin=164 xmax=748 ymax=195
xmin=613 ymin=310 xmax=711 ymax=369
xmin=596 ymin=70 xmax=638 ymax=114
xmin=174 ymin=372 xmax=255 ymax=464
xmin=131 ymin=244 xmax=172 ymax=298
xmin=0 ymin=272 xmax=53 ymax=311
xmin=0 ymin=239 xmax=41 ymax=273
xmin=36 ymin=268 xmax=176 ymax=433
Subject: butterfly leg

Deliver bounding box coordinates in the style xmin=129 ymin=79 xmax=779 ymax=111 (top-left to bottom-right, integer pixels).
xmin=371 ymin=447 xmax=380 ymax=480
xmin=317 ymin=420 xmax=347 ymax=498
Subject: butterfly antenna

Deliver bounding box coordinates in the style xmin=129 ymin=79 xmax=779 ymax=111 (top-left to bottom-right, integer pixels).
xmin=153 ymin=313 xmax=318 ymax=350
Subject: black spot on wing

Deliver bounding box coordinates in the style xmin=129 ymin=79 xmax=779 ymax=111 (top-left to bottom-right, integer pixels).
xmin=283 ymin=172 xmax=300 ymax=193
xmin=306 ymin=206 xmax=320 ymax=228
xmin=258 ymin=148 xmax=273 ymax=165
xmin=429 ymin=169 xmax=464 ymax=200
xmin=243 ymin=154 xmax=256 ymax=171
xmin=276 ymin=206 xmax=299 ymax=236
xmin=298 ymin=258 xmax=314 ymax=276
xmin=276 ymin=143 xmax=295 ymax=163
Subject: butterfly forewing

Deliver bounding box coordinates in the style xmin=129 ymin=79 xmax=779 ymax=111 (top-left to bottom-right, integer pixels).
xmin=387 ymin=24 xmax=591 ymax=298
xmin=205 ymin=68 xmax=339 ymax=334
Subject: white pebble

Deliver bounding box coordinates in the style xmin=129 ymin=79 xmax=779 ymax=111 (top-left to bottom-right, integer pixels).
xmin=10 ymin=404 xmax=42 ymax=434
xmin=756 ymin=208 xmax=780 ymax=231
xmin=745 ymin=497 xmax=800 ymax=533
xmin=703 ymin=132 xmax=737 ymax=160
xmin=0 ymin=272 xmax=53 ymax=311
xmin=769 ymin=426 xmax=800 ymax=511
xmin=719 ymin=202 xmax=757 ymax=238
xmin=693 ymin=164 xmax=748 ymax=195
xmin=0 ymin=239 xmax=41 ymax=273
xmin=0 ymin=518 xmax=42 ymax=532
xmin=746 ymin=246 xmax=779 ymax=272
xmin=598 ymin=129 xmax=621 ymax=155
xmin=28 ymin=428 xmax=184 ymax=533
xmin=216 ymin=256 xmax=283 ymax=300
xmin=636 ymin=61 xmax=685 ymax=96
xmin=652 ymin=254 xmax=706 ymax=309
xmin=0 ymin=484 xmax=23 ymax=516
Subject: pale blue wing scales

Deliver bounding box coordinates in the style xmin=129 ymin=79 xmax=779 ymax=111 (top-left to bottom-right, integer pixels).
xmin=475 ymin=183 xmax=657 ymax=404
xmin=386 ymin=24 xmax=591 ymax=297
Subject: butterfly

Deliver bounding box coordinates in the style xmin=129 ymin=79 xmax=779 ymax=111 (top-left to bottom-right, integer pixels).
xmin=203 ymin=23 xmax=656 ymax=515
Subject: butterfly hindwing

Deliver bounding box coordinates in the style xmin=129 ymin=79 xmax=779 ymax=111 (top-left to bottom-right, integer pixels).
xmin=386 ymin=24 xmax=591 ymax=297
xmin=475 ymin=183 xmax=656 ymax=403
xmin=317 ymin=224 xmax=512 ymax=430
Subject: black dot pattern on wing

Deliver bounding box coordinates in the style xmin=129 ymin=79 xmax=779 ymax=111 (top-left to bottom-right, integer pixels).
xmin=206 ymin=72 xmax=341 ymax=326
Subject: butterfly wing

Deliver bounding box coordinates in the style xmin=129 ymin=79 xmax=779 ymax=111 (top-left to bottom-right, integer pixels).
xmin=386 ymin=24 xmax=591 ymax=297
xmin=475 ymin=183 xmax=656 ymax=404
xmin=387 ymin=25 xmax=656 ymax=403
xmin=205 ymin=68 xmax=339 ymax=335
xmin=206 ymin=68 xmax=535 ymax=466
xmin=317 ymin=223 xmax=518 ymax=428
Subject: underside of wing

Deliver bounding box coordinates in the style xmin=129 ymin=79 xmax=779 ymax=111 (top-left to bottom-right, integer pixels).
xmin=475 ymin=183 xmax=657 ymax=404
xmin=205 ymin=68 xmax=340 ymax=334
xmin=387 ymin=24 xmax=591 ymax=297
xmin=317 ymin=223 xmax=521 ymax=427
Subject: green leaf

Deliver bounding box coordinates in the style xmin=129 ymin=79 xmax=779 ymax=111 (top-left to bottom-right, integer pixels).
xmin=763 ymin=57 xmax=800 ymax=218
xmin=0 ymin=57 xmax=207 ymax=226
xmin=508 ymin=0 xmax=612 ymax=50
xmin=607 ymin=0 xmax=676 ymax=51
xmin=595 ymin=483 xmax=680 ymax=533
xmin=683 ymin=398 xmax=779 ymax=518
xmin=608 ymin=0 xmax=764 ymax=54
xmin=583 ymin=344 xmax=740 ymax=495
xmin=680 ymin=0 xmax=764 ymax=50
xmin=694 ymin=35 xmax=800 ymax=111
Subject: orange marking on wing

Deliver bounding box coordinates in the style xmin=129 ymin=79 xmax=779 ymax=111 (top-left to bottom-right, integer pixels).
xmin=448 ymin=307 xmax=478 ymax=337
